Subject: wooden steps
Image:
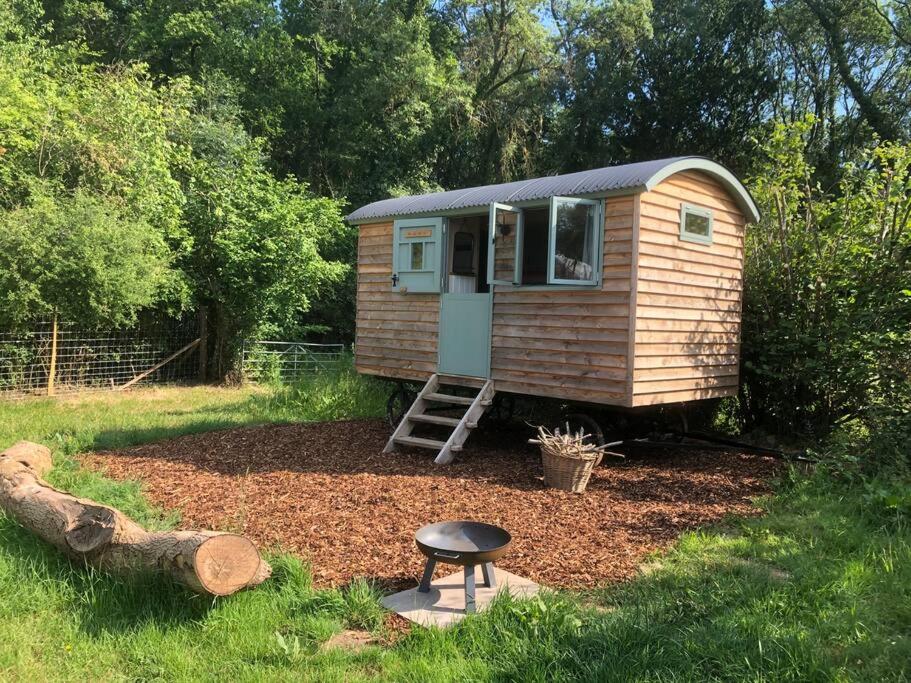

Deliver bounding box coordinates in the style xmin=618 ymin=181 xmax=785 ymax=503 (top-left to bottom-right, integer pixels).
xmin=409 ymin=414 xmax=461 ymax=427
xmin=424 ymin=392 xmax=474 ymax=406
xmin=383 ymin=374 xmax=495 ymax=464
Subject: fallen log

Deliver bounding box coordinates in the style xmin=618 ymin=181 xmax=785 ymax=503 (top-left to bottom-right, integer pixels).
xmin=0 ymin=441 xmax=271 ymax=596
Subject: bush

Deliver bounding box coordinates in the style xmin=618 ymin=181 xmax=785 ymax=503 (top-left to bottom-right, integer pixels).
xmin=741 ymin=118 xmax=911 ymax=471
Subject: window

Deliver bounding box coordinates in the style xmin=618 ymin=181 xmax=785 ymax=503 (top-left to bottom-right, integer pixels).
xmin=409 ymin=242 xmax=425 ymax=270
xmin=680 ymin=204 xmax=713 ymax=244
xmin=548 ymin=197 xmax=599 ymax=285
xmin=487 ymin=198 xmax=602 ymax=288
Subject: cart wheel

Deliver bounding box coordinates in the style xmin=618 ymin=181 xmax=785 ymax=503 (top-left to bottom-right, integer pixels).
xmin=386 ymin=384 xmax=416 ymax=430
xmin=558 ymin=413 xmax=605 ymax=447
xmin=487 ymin=394 xmax=516 ymax=422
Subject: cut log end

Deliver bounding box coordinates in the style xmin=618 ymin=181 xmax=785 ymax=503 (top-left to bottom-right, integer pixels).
xmin=194 ymin=534 xmax=270 ymax=596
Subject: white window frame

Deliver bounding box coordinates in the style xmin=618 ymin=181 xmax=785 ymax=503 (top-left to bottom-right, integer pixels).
xmin=546 ymin=196 xmax=602 ymax=286
xmin=680 ymin=203 xmax=714 ymax=245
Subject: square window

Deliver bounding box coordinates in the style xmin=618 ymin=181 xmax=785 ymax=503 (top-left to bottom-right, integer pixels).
xmin=680 ymin=205 xmax=713 ymax=244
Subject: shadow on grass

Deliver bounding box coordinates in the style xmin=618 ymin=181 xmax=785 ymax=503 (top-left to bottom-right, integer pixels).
xmin=0 ymin=520 xmax=217 ymax=637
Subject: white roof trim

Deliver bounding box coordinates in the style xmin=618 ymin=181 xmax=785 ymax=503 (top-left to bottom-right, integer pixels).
xmin=643 ymin=158 xmax=760 ymax=223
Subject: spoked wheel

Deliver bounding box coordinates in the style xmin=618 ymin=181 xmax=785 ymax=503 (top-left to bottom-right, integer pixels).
xmin=486 ymin=393 xmax=516 ymax=423
xmin=386 ymin=384 xmax=416 ymax=430
xmin=556 ymin=412 xmax=606 ymax=447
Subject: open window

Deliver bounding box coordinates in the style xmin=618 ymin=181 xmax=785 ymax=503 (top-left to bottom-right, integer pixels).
xmin=487 ymin=198 xmax=602 ymax=288
xmin=488 ymin=203 xmax=522 ymax=285
xmin=548 ymin=197 xmax=600 ymax=285
xmin=392 ymin=217 xmax=443 ymax=292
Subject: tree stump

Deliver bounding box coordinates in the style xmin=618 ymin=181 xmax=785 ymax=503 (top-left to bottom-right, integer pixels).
xmin=0 ymin=441 xmax=271 ymax=596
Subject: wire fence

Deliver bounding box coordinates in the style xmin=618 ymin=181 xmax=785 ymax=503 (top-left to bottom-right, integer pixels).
xmin=0 ymin=320 xmax=199 ymax=399
xmin=241 ymin=340 xmax=347 ymax=383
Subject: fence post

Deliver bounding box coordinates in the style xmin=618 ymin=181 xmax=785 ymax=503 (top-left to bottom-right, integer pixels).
xmin=47 ymin=314 xmax=58 ymax=396
xmin=197 ymin=306 xmax=208 ymax=383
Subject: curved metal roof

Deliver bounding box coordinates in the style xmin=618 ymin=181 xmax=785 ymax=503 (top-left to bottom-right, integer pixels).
xmin=346 ymin=156 xmax=760 ymax=224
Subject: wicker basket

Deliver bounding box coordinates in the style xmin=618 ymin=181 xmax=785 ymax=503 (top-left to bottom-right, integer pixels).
xmin=540 ymin=446 xmax=602 ymax=493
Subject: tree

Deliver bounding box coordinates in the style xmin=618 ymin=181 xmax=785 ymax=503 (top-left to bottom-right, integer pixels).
xmin=551 ymin=0 xmax=774 ymax=172
xmin=0 ymin=191 xmax=175 ymax=330
xmin=171 ymin=76 xmax=351 ymax=376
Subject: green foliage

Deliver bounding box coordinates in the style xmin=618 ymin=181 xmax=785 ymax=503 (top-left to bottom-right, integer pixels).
xmin=742 ymin=118 xmax=911 ymax=467
xmin=0 ymin=191 xmax=176 ymax=329
xmin=264 ymin=357 xmax=388 ymax=422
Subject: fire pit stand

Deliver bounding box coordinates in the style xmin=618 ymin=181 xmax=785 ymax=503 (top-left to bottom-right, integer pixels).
xmin=414 ymin=520 xmax=512 ymax=614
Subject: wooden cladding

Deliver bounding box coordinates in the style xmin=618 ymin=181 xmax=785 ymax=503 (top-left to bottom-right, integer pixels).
xmin=630 ymin=171 xmax=745 ymax=406
xmin=355 ymin=221 xmax=439 ymax=380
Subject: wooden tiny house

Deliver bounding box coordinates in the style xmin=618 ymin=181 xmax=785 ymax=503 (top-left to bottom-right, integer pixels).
xmin=346 ymin=157 xmax=760 ymax=462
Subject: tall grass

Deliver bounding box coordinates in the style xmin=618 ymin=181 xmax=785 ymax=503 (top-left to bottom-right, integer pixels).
xmin=260 ymin=356 xmax=388 ymax=422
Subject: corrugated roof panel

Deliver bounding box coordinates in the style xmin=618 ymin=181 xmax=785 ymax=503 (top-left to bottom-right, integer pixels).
xmin=345 ymin=156 xmax=760 ymax=222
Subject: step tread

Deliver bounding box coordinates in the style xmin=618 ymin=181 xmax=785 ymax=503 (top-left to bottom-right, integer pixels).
xmin=394 ymin=435 xmax=447 ymax=449
xmin=424 ymin=392 xmax=475 ymax=406
xmin=409 ymin=414 xmax=461 ymax=427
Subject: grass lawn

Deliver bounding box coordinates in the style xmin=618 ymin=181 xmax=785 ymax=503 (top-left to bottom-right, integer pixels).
xmin=0 ymin=381 xmax=909 ymax=681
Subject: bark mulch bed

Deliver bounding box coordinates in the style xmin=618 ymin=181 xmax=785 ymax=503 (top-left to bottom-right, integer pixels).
xmin=81 ymin=420 xmax=779 ymax=590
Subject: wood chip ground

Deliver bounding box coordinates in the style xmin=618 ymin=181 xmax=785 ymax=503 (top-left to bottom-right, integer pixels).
xmin=81 ymin=420 xmax=778 ymax=590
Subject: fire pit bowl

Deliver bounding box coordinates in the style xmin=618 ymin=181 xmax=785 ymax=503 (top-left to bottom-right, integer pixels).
xmin=414 ymin=520 xmax=512 ymax=613
xmin=415 ymin=520 xmax=512 ymax=566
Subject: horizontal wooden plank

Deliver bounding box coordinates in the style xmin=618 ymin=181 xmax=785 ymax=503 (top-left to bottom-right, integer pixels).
xmin=636 ymin=292 xmax=742 ymax=312
xmin=494 ymin=378 xmax=628 ymax=407
xmin=356 ymin=320 xmax=439 ymax=334
xmin=638 ymin=225 xmax=743 ymax=256
xmin=494 ymin=313 xmax=628 ymax=331
xmin=638 ymin=267 xmax=741 ymax=291
xmin=357 ymin=310 xmax=439 ymax=323
xmin=637 ymin=278 xmax=742 ymax=301
xmin=491 ymin=368 xmax=627 ymax=397
xmin=633 ymin=365 xmax=739 ymax=381
xmin=632 ymin=374 xmax=739 ymax=394
xmin=635 ymin=318 xmax=740 ymax=333
xmin=493 ymin=290 xmax=628 ymax=304
xmin=638 ymin=240 xmax=742 ymax=270
xmin=630 ymin=385 xmax=738 ymax=406
xmin=635 ymin=306 xmax=741 ymax=324
xmin=634 ymin=330 xmax=741 ymax=344
xmin=492 ymin=347 xmax=627 ymax=369
xmin=491 ymin=356 xmax=627 ymax=382
xmin=492 ymin=334 xmax=628 ymax=355
xmin=634 ymin=342 xmax=740 ymax=357
xmin=634 ymin=353 xmax=738 ymax=369
xmin=493 ymin=303 xmax=629 ymax=317
xmin=638 ymin=254 xmax=741 ymax=280
xmin=355 ymin=345 xmax=437 ymax=362
xmin=356 ymin=362 xmax=432 ymax=383
xmin=492 ymin=326 xmax=628 ymax=343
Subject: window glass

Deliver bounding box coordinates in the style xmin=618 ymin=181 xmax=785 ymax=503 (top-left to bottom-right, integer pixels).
xmin=681 ymin=205 xmax=713 ymax=243
xmin=410 ymin=242 xmax=424 ymax=270
xmin=552 ymin=201 xmax=597 ymax=282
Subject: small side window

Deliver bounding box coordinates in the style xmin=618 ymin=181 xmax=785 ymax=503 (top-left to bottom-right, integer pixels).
xmin=680 ymin=204 xmax=713 ymax=244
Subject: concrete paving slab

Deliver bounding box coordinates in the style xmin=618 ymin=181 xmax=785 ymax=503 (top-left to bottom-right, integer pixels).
xmin=381 ymin=567 xmax=540 ymax=628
